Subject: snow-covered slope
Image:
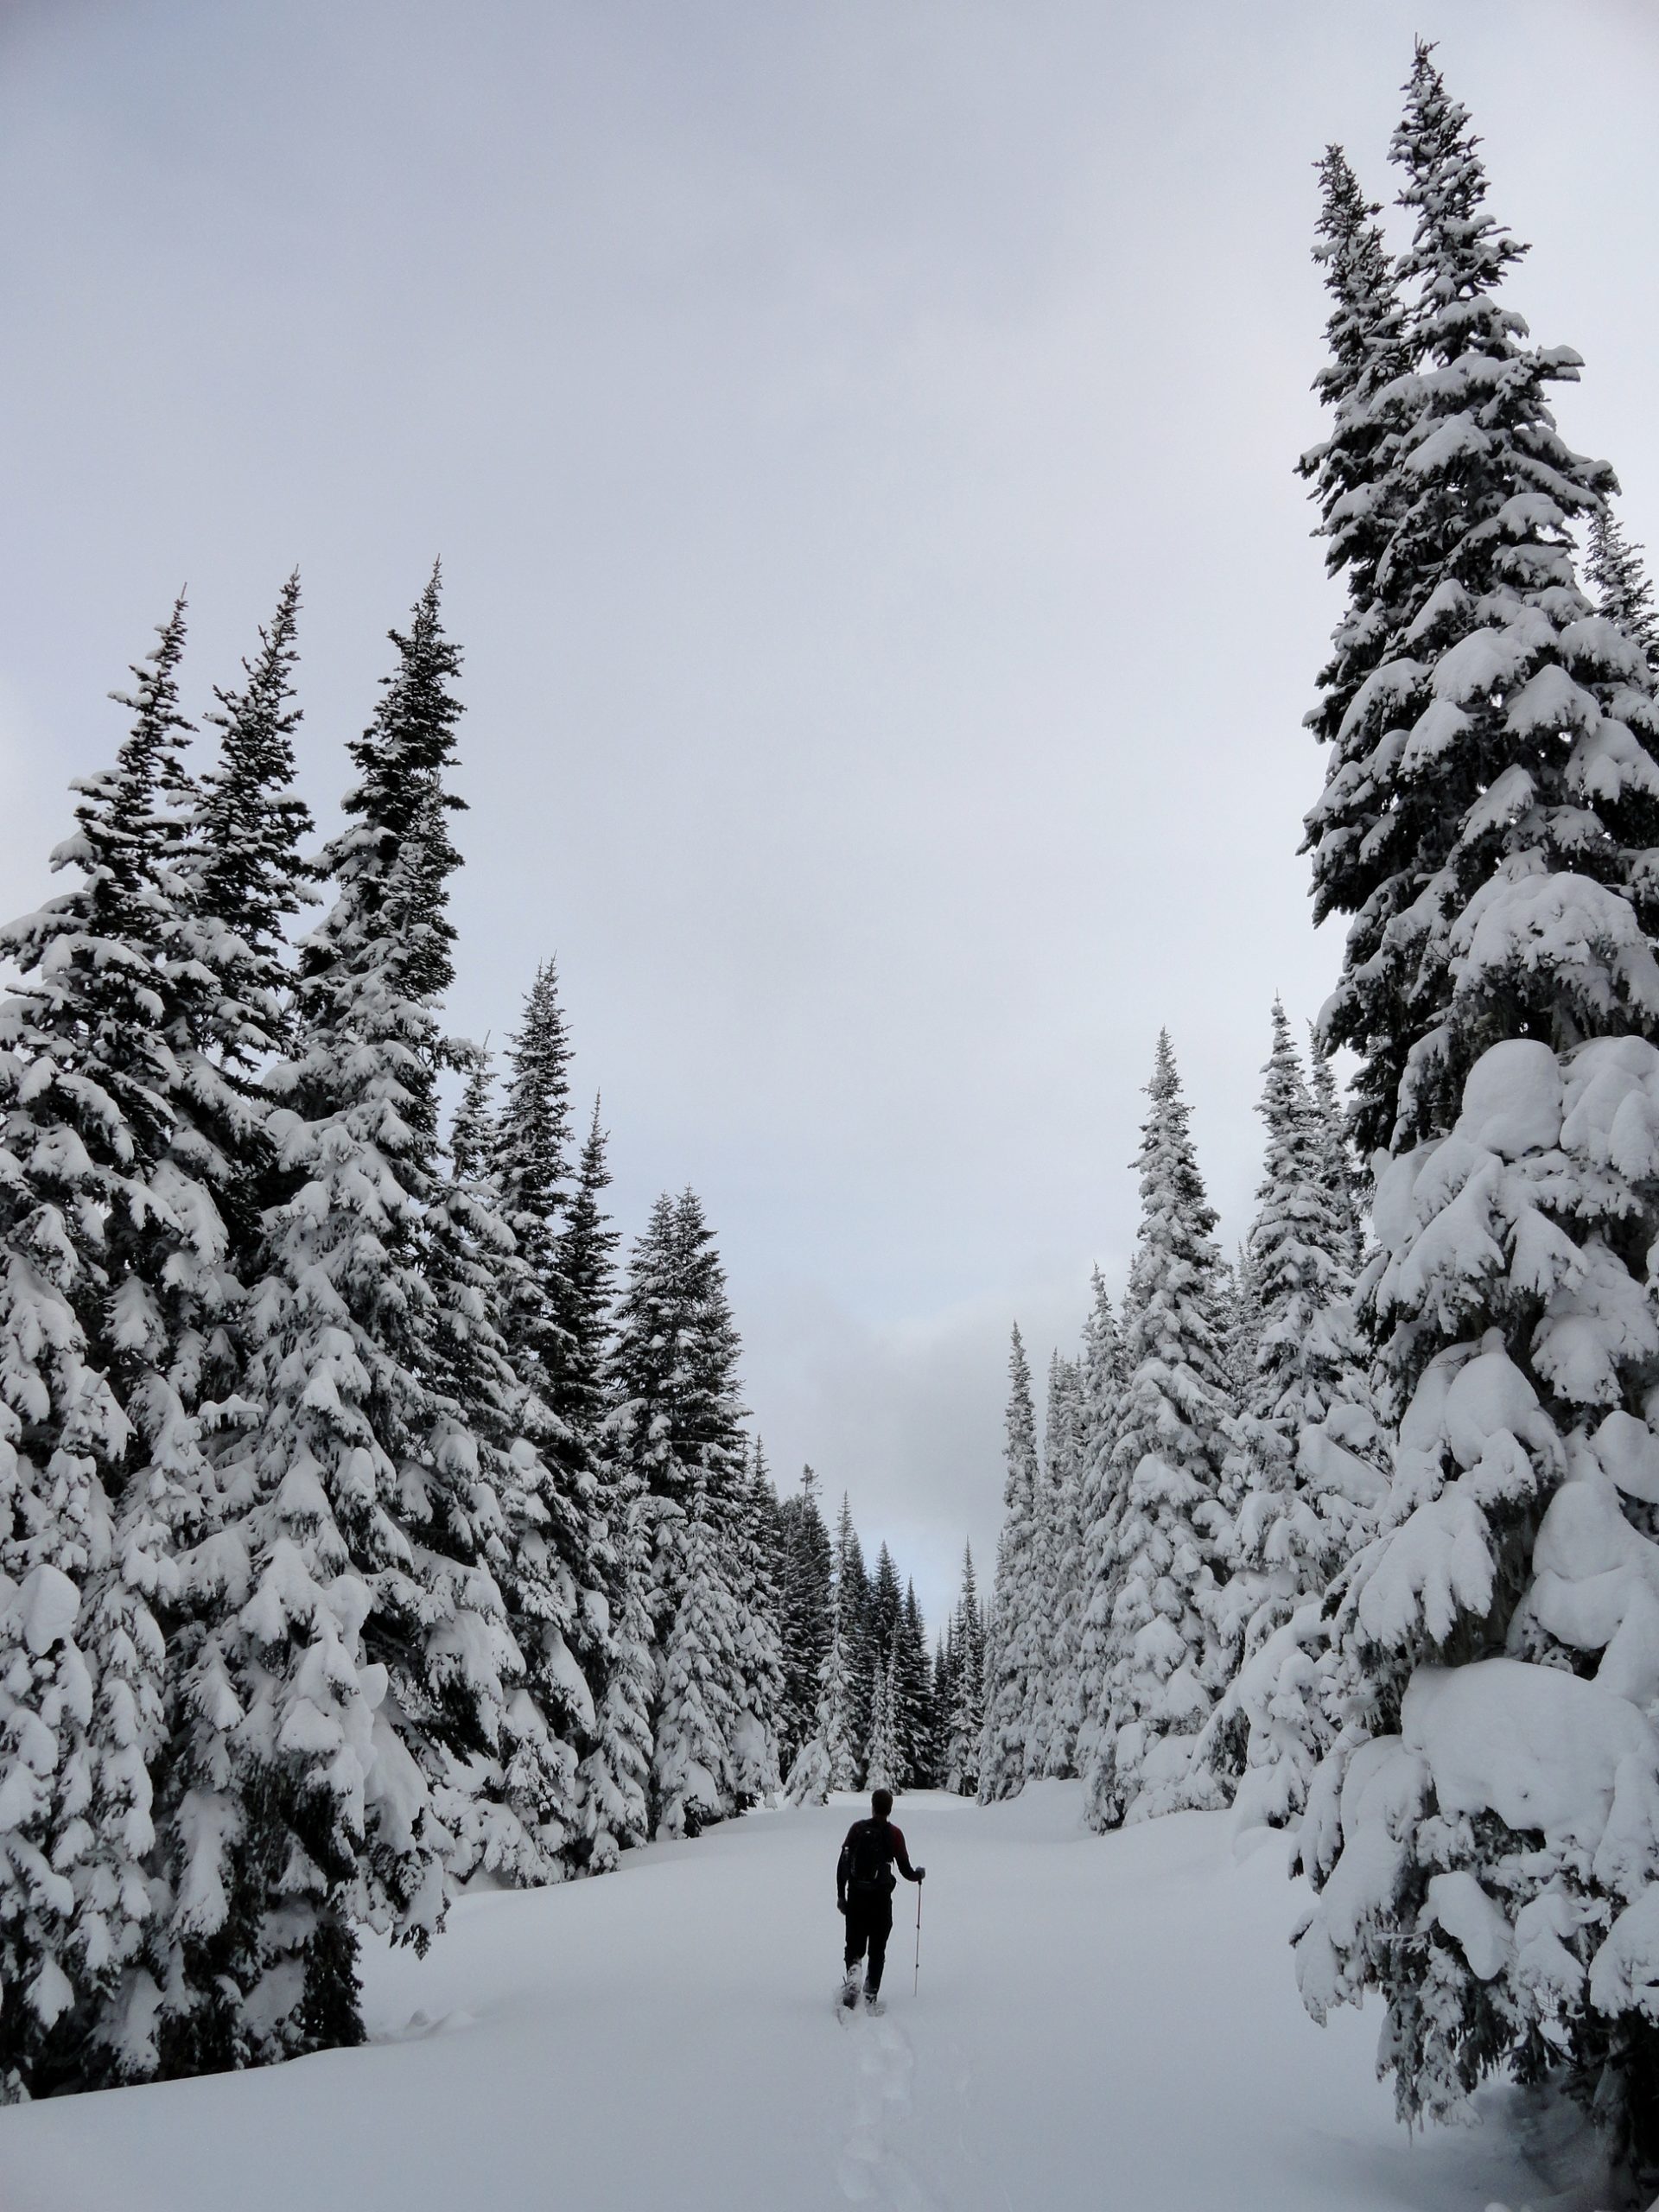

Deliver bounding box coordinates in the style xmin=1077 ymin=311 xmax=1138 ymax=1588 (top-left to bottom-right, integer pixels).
xmin=0 ymin=1785 xmax=1609 ymax=2210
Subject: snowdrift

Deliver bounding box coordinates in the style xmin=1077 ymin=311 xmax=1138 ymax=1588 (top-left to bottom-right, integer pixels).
xmin=0 ymin=1786 xmax=1615 ymax=2211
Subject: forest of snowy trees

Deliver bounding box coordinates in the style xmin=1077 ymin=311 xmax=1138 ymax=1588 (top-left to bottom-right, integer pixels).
xmin=6 ymin=26 xmax=1659 ymax=2206
xmin=975 ymin=1012 xmax=1377 ymax=1828
xmin=976 ymin=42 xmax=1659 ymax=2193
xmin=0 ymin=567 xmax=975 ymax=2102
xmin=779 ymin=1476 xmax=987 ymax=1806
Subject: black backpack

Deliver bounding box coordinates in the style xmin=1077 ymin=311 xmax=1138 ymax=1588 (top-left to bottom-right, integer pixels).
xmin=847 ymin=1820 xmax=891 ymax=1894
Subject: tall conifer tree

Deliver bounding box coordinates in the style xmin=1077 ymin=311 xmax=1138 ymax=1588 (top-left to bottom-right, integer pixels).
xmin=489 ymin=970 xmax=610 ymax=1744
xmin=863 ymin=1646 xmax=899 ymax=1796
xmin=776 ymin=1465 xmax=833 ymax=1773
xmin=1294 ymin=52 xmax=1659 ymax=2181
xmin=558 ymin=1100 xmax=652 ymax=1871
xmin=1306 ymin=1024 xmax=1366 ymax=1274
xmin=420 ymin=1047 xmax=589 ymax=1886
xmin=1201 ymin=1007 xmax=1386 ymax=1823
xmin=1071 ymin=1269 xmax=1127 ymax=1787
xmin=608 ymin=1188 xmax=758 ymax=1834
xmin=1037 ymin=1352 xmax=1085 ymax=1778
xmin=893 ymin=1582 xmax=932 ymax=1787
xmin=0 ymin=606 xmax=213 ymax=2094
xmin=944 ymin=1543 xmax=985 ymax=1797
xmin=493 ymin=962 xmax=575 ymax=1394
xmin=979 ymin=1325 xmax=1043 ymax=1802
xmin=1084 ymin=1035 xmax=1233 ymax=1832
xmin=1585 ymin=507 xmax=1659 ymax=671
xmin=785 ymin=1494 xmax=862 ymax=1802
xmin=1229 ymin=1007 xmax=1378 ymax=1643
xmin=728 ymin=1442 xmax=784 ymax=1807
xmin=185 ymin=572 xmax=515 ymax=2060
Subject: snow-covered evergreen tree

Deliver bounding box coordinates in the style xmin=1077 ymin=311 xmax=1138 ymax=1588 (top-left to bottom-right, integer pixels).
xmin=1294 ymin=49 xmax=1659 ymax=2183
xmin=548 ymin=1096 xmax=645 ymax=1872
xmin=421 ymin=1047 xmax=591 ymax=1887
xmin=1217 ymin=1251 xmax=1260 ymax=1421
xmin=134 ymin=576 xmax=340 ymax=2076
xmin=1298 ymin=142 xmax=1413 ymax=693
xmin=1306 ymin=1023 xmax=1367 ymax=1274
xmin=1201 ymin=1006 xmax=1386 ymax=1822
xmin=979 ymin=1325 xmax=1044 ymax=1802
xmin=493 ymin=961 xmax=574 ymax=1392
xmin=728 ymin=1444 xmax=783 ymax=1808
xmin=554 ymin=1099 xmax=620 ymax=1480
xmin=1230 ymin=1008 xmax=1377 ymax=1640
xmin=1084 ymin=1034 xmax=1233 ymax=1832
xmin=1297 ymin=139 xmax=1421 ymax=1154
xmin=785 ymin=1493 xmax=861 ymax=1803
xmin=927 ymin=1630 xmax=952 ymax=1788
xmin=608 ymin=1187 xmax=753 ymax=1836
xmin=188 ymin=570 xmax=316 ymax=1078
xmin=892 ymin=1582 xmax=932 ymax=1787
xmin=561 ymin=1103 xmax=646 ymax=1875
xmin=179 ymin=573 xmax=518 ymax=2064
xmin=1304 ymin=54 xmax=1659 ymax=1164
xmin=862 ymin=1541 xmax=902 ymax=1783
xmin=1070 ymin=1269 xmax=1127 ymax=1787
xmin=110 ymin=582 xmax=331 ymax=2079
xmin=776 ymin=1465 xmax=832 ymax=1772
xmin=0 ymin=601 xmax=260 ymax=2093
xmin=943 ymin=1543 xmax=984 ymax=1796
xmin=488 ymin=969 xmax=610 ymax=1771
xmin=1585 ymin=505 xmax=1659 ymax=671
xmin=577 ymin=1484 xmax=653 ymax=1871
xmin=1035 ymin=1352 xmax=1084 ymax=1778
xmin=862 ymin=1644 xmax=899 ymax=1796
xmin=652 ymin=1483 xmax=740 ymax=1840
xmin=841 ymin=1521 xmax=874 ymax=1768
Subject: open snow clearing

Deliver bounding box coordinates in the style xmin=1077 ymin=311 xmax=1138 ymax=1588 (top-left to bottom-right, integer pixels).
xmin=0 ymin=1785 xmax=1605 ymax=2211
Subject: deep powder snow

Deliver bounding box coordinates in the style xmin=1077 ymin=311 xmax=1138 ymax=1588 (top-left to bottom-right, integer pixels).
xmin=0 ymin=1786 xmax=1615 ymax=2210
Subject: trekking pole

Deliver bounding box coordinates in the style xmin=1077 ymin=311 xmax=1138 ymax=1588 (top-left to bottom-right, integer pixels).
xmin=913 ymin=1878 xmax=923 ymax=1997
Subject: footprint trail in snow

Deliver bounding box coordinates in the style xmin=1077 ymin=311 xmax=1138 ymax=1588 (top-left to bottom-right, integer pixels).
xmin=835 ymin=2013 xmax=941 ymax=2211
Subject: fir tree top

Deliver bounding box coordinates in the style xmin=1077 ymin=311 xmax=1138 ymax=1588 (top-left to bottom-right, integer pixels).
xmin=1586 ymin=507 xmax=1659 ymax=670
xmin=92 ymin=595 xmax=197 ymax=920
xmin=302 ymin=565 xmax=466 ymax=1065
xmin=1304 ymin=48 xmax=1659 ymax=1152
xmin=192 ymin=570 xmax=315 ymax=1063
xmin=1003 ymin=1325 xmax=1039 ymax=1513
xmin=1308 ymin=143 xmax=1410 ymax=414
xmin=1113 ymin=1031 xmax=1233 ymax=1489
xmin=609 ymin=1187 xmax=747 ymax=1499
xmin=496 ymin=958 xmax=574 ymax=1236
xmin=1392 ymin=42 xmax=1525 ymax=329
xmin=447 ymin=1040 xmax=498 ymax=1186
xmin=1 ymin=600 xmax=198 ymax=1176
xmin=550 ymin=1094 xmax=620 ymax=1440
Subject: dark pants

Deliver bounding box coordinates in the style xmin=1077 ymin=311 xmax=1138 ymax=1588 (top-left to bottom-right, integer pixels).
xmin=843 ymin=1886 xmax=894 ymax=1993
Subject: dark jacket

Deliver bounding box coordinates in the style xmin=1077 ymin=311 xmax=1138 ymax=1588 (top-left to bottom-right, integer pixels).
xmin=836 ymin=1816 xmax=919 ymax=1908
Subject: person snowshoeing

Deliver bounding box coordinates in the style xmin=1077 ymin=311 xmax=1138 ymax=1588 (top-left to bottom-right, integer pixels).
xmin=837 ymin=1788 xmax=924 ymax=2014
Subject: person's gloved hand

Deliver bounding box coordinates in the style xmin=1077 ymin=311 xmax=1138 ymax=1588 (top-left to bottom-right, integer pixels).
xmin=836 ymin=1899 xmax=847 ymax=1915
xmin=916 ymin=1866 xmax=926 ymax=1881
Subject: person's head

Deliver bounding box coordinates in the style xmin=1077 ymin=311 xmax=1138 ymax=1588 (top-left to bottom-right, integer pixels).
xmin=871 ymin=1788 xmax=893 ymax=1821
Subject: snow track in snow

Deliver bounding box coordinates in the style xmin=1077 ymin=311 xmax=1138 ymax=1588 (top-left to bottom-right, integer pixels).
xmin=836 ymin=2012 xmax=941 ymax=2211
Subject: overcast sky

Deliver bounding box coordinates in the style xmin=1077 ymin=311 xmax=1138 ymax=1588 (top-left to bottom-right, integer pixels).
xmin=3 ymin=0 xmax=1656 ymax=1626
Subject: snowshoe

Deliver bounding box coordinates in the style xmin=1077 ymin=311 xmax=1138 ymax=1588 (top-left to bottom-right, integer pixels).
xmin=861 ymin=1990 xmax=885 ymax=2017
xmin=837 ymin=1971 xmax=861 ymax=2016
